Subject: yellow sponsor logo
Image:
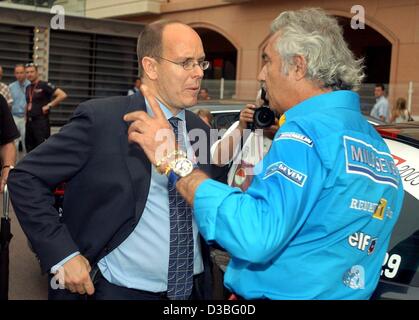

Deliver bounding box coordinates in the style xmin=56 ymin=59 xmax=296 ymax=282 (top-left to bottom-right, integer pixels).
xmin=373 ymin=198 xmax=387 ymax=220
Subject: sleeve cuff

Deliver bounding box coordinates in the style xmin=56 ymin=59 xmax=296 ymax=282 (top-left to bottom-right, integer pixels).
xmin=50 ymin=251 xmax=80 ymax=274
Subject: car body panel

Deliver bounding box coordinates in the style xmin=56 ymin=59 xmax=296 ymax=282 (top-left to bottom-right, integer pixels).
xmin=384 ymin=139 xmax=419 ymax=200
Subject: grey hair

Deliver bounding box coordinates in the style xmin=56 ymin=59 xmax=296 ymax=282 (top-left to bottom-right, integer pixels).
xmin=270 ymin=8 xmax=365 ymax=91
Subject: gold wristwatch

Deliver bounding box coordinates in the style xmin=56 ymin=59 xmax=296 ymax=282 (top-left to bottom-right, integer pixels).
xmin=167 ymin=157 xmax=196 ymax=184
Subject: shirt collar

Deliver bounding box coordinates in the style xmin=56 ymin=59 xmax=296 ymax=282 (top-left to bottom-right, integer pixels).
xmin=20 ymin=80 xmax=30 ymax=88
xmin=284 ymin=90 xmax=360 ymax=122
xmin=11 ymin=79 xmax=30 ymax=87
xmin=145 ymin=98 xmax=185 ymax=121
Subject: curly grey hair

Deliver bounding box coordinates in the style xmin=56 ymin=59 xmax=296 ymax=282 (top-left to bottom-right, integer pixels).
xmin=271 ymin=8 xmax=365 ymax=91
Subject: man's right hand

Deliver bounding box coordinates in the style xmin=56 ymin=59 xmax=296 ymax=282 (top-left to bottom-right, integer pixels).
xmin=238 ymin=104 xmax=257 ymax=131
xmin=58 ymin=255 xmax=95 ymax=295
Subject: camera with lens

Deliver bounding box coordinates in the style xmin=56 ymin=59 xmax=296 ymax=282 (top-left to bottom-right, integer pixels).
xmin=248 ymin=88 xmax=276 ymax=131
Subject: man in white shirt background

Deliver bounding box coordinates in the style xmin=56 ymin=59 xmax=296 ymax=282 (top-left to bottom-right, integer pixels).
xmin=9 ymin=64 xmax=30 ymax=153
xmin=370 ymin=83 xmax=389 ymax=122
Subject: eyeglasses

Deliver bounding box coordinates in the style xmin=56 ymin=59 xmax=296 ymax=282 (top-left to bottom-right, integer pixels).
xmin=156 ymin=56 xmax=210 ymax=71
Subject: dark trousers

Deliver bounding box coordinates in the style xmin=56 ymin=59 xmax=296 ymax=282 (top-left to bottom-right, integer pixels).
xmin=25 ymin=117 xmax=50 ymax=152
xmin=48 ymin=269 xmax=206 ymax=300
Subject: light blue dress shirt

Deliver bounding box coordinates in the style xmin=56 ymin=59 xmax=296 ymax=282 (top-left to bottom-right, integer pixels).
xmin=97 ymin=99 xmax=203 ymax=292
xmin=370 ymin=96 xmax=389 ymax=122
xmin=9 ymin=80 xmax=30 ymax=117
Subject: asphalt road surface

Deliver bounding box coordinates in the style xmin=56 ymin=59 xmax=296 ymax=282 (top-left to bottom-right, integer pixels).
xmin=2 ymin=193 xmax=48 ymax=300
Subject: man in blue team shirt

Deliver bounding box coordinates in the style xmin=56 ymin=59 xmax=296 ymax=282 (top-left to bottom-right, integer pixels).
xmin=126 ymin=8 xmax=404 ymax=299
xmin=9 ymin=64 xmax=30 ymax=153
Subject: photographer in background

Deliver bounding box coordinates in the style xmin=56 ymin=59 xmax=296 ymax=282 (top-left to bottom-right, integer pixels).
xmin=211 ymin=87 xmax=279 ymax=190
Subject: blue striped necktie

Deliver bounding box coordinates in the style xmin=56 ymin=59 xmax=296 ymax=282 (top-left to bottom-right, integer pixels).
xmin=167 ymin=117 xmax=194 ymax=300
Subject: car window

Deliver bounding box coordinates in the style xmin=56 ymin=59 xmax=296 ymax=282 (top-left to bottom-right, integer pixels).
xmin=212 ymin=112 xmax=240 ymax=130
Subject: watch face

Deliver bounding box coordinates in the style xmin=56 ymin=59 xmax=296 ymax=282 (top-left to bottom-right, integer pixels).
xmin=174 ymin=158 xmax=194 ymax=177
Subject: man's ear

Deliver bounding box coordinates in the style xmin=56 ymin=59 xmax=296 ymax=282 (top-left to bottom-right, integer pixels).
xmin=293 ymin=55 xmax=307 ymax=81
xmin=142 ymin=57 xmax=158 ymax=80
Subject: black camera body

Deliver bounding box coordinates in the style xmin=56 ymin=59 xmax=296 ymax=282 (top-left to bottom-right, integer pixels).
xmin=248 ymin=88 xmax=275 ymax=131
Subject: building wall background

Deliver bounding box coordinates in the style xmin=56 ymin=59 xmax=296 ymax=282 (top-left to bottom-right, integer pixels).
xmin=0 ymin=7 xmax=144 ymax=124
xmin=113 ymin=0 xmax=419 ymax=114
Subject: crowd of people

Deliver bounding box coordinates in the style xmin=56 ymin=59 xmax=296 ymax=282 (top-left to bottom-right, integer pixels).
xmin=369 ymin=83 xmax=414 ymax=123
xmin=0 ymin=63 xmax=67 ymax=155
xmin=0 ymin=7 xmax=414 ymax=301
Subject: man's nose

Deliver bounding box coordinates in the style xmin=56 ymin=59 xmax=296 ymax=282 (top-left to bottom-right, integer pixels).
xmin=257 ymin=67 xmax=266 ymax=82
xmin=191 ymin=64 xmax=204 ymax=78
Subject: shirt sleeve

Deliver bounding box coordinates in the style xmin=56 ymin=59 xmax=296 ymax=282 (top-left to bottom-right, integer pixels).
xmin=43 ymin=82 xmax=57 ymax=99
xmin=194 ymin=124 xmax=327 ymax=264
xmin=377 ymin=100 xmax=389 ymax=118
xmin=210 ymin=121 xmax=242 ymax=163
xmin=0 ymin=95 xmax=20 ymax=145
xmin=50 ymin=251 xmax=80 ymax=274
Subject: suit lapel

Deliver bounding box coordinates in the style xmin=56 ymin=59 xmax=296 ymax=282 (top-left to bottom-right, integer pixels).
xmin=120 ymin=94 xmax=152 ymax=220
xmin=185 ymin=110 xmax=212 ymax=175
xmin=120 ymin=102 xmax=212 ymax=220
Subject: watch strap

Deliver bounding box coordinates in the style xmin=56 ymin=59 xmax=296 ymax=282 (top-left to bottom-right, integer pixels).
xmin=168 ymin=169 xmax=179 ymax=186
xmin=167 ymin=163 xmax=198 ymax=186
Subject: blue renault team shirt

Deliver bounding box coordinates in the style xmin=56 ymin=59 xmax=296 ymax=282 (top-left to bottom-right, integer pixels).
xmin=194 ymin=90 xmax=404 ymax=299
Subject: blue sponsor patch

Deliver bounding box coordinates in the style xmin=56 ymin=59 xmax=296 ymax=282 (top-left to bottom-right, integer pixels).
xmin=343 ymin=136 xmax=399 ymax=188
xmin=263 ymin=161 xmax=307 ymax=187
xmin=275 ymin=132 xmax=313 ymax=147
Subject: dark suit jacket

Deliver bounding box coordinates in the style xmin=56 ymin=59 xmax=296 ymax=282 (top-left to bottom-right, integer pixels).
xmin=8 ymin=93 xmax=224 ymax=299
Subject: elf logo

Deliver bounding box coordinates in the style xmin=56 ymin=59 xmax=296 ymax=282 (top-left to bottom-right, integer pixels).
xmin=348 ymin=232 xmax=377 ymax=255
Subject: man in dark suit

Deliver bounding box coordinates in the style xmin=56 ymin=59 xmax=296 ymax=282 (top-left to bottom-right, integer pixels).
xmin=7 ymin=20 xmax=223 ymax=300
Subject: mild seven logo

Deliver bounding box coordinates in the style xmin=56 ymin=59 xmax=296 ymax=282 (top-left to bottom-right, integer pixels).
xmin=344 ymin=136 xmax=399 ymax=188
xmin=263 ymin=161 xmax=307 ymax=187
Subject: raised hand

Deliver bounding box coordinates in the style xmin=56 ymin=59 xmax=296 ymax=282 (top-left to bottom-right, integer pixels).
xmin=123 ymin=85 xmax=176 ymax=170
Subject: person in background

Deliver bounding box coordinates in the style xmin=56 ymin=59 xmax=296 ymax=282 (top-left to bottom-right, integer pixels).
xmin=24 ymin=63 xmax=67 ymax=152
xmin=127 ymin=78 xmax=142 ymax=96
xmin=198 ymin=87 xmax=211 ymax=100
xmin=125 ymin=8 xmax=404 ymax=300
xmin=211 ymin=88 xmax=278 ymax=190
xmin=195 ymin=108 xmax=213 ymax=128
xmin=370 ymin=83 xmax=389 ymax=122
xmin=0 ymin=65 xmax=13 ymax=108
xmin=0 ymin=95 xmax=19 ymax=192
xmin=390 ymin=97 xmax=414 ymax=123
xmin=9 ymin=64 xmax=30 ymax=153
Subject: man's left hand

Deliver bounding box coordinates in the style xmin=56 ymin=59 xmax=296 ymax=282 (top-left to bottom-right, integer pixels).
xmin=124 ymin=85 xmax=176 ymax=169
xmin=42 ymin=104 xmax=50 ymax=114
